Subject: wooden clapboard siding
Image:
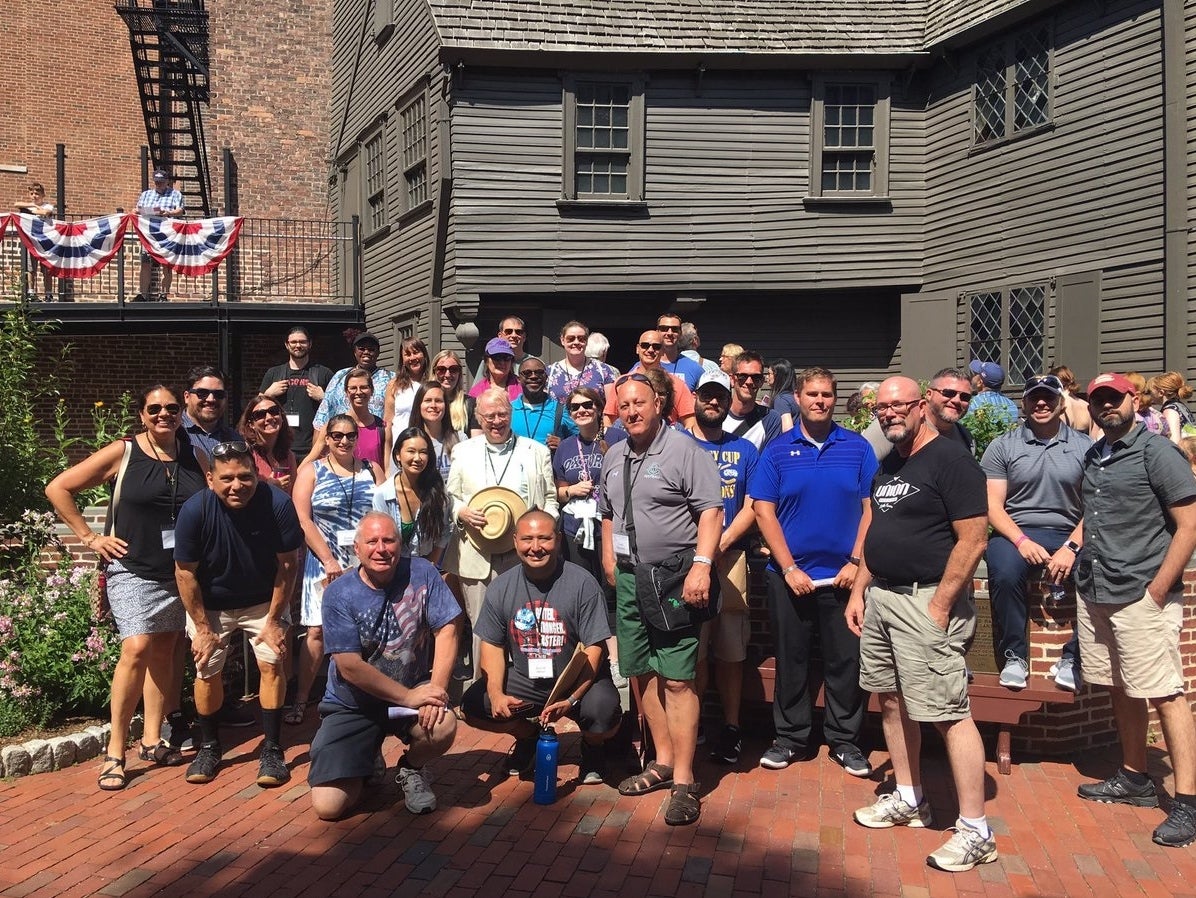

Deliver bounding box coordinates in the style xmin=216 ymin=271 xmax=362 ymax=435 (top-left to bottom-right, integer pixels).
xmin=1099 ymin=260 xmax=1165 ymax=372
xmin=449 ymin=69 xmax=923 ymax=296
xmin=922 ymin=1 xmax=1165 ymax=373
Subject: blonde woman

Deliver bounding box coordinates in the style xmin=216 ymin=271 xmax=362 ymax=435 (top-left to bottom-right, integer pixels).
xmin=1125 ymin=372 xmax=1169 ymax=438
xmin=1148 ymin=371 xmax=1195 ymax=445
xmin=431 ymin=349 xmax=477 ymax=436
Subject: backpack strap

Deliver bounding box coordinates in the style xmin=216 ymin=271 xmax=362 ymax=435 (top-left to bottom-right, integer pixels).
xmin=730 ymin=405 xmax=766 ymax=438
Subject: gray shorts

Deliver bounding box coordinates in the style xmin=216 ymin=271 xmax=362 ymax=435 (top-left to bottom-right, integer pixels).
xmin=105 ymin=560 xmax=185 ymax=639
xmin=859 ymin=580 xmax=975 ymax=723
xmin=308 ymin=702 xmax=416 ymax=786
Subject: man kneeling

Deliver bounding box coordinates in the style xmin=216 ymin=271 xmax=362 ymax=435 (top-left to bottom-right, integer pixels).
xmin=308 ymin=513 xmax=460 ymax=820
xmin=463 ymin=510 xmax=621 ymax=783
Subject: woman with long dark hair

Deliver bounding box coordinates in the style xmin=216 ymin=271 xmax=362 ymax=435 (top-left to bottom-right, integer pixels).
xmin=400 ymin=381 xmax=468 ymax=479
xmin=45 ymin=384 xmax=206 ymax=790
xmin=237 ymin=393 xmax=297 ymax=494
xmin=382 ymin=337 xmax=430 ymax=436
xmin=290 ymin=414 xmax=383 ymax=723
xmin=768 ymin=359 xmax=798 ymax=430
xmin=372 ymin=426 xmax=453 ymax=563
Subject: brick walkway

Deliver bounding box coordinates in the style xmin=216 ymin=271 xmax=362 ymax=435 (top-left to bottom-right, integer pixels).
xmin=2 ymin=718 xmax=1196 ymax=898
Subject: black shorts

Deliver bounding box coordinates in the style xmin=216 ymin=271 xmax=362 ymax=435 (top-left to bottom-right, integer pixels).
xmin=460 ymin=676 xmax=621 ymax=736
xmin=307 ymin=702 xmax=415 ymax=786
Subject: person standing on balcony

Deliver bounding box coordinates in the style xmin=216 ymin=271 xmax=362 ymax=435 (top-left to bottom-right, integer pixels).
xmin=133 ymin=169 xmax=184 ymax=303
xmin=310 ymin=332 xmax=395 ymax=455
xmin=260 ymin=326 xmax=333 ymax=461
xmin=14 ymin=181 xmax=55 ymax=301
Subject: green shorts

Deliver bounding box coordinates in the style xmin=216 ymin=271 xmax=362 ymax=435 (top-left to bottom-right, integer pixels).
xmin=615 ymin=568 xmax=700 ymax=682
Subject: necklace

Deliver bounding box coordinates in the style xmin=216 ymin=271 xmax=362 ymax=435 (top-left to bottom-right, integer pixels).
xmin=145 ymin=433 xmax=179 ymax=487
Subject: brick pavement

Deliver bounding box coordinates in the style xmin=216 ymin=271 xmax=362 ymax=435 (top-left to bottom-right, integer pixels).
xmin=3 ymin=718 xmax=1196 ymax=898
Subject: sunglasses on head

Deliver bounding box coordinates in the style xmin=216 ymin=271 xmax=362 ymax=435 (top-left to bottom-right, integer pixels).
xmin=615 ymin=372 xmax=653 ymax=389
xmin=327 ymin=431 xmax=359 ymax=442
xmin=1024 ymin=374 xmax=1063 ymax=393
xmin=211 ymin=440 xmax=251 ymax=459
xmin=189 ymin=387 xmax=226 ymax=401
xmin=932 ymin=387 xmax=973 ymax=402
xmin=250 ymin=406 xmax=282 ymax=422
xmin=434 ymin=365 xmax=461 ymax=375
xmin=639 ymin=342 xmax=663 ymax=351
xmin=145 ymin=403 xmax=181 ymax=416
xmin=569 ymin=400 xmax=596 ymax=411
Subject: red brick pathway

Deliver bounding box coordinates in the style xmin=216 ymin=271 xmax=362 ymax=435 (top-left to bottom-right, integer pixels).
xmin=2 ymin=719 xmax=1195 ymax=898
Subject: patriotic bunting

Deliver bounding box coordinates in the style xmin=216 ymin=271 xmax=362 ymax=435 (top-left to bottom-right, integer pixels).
xmin=132 ymin=215 xmax=244 ymax=276
xmin=2 ymin=212 xmax=243 ymax=278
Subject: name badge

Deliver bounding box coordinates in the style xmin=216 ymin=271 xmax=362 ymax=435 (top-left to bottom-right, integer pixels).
xmin=612 ymin=532 xmax=630 ymax=558
xmin=528 ymin=658 xmax=554 ymax=679
xmin=336 ymin=529 xmax=355 ymax=547
xmin=161 ymin=529 xmax=175 ymax=549
xmin=286 ymin=413 xmax=300 ymax=428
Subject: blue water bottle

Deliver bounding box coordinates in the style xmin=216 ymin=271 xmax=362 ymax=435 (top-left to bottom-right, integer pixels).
xmin=534 ymin=726 xmax=559 ymax=805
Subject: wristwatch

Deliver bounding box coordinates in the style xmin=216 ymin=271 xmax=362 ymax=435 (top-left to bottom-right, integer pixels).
xmin=847 ymin=555 xmax=861 ymax=566
xmin=1064 ymin=540 xmax=1081 ymax=553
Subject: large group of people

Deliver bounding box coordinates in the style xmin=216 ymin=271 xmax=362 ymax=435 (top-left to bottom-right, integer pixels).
xmin=42 ymin=316 xmax=1196 ymax=872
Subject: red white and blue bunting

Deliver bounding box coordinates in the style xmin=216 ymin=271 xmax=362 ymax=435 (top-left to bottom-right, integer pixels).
xmin=2 ymin=212 xmax=243 ymax=279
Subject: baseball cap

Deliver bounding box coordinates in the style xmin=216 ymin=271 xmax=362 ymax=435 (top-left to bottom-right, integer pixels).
xmin=1086 ymin=372 xmax=1136 ymax=397
xmin=352 ymin=332 xmax=380 ymax=347
xmin=968 ymin=359 xmax=1006 ymax=389
xmin=696 ymin=369 xmax=732 ymax=393
xmin=485 ymin=337 xmax=515 ymax=358
xmin=152 ymin=169 xmax=169 ymax=181
xmin=1022 ymin=374 xmax=1064 ymax=399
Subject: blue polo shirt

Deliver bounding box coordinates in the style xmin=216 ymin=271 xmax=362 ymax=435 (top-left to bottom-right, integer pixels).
xmin=749 ymin=422 xmax=877 ymax=580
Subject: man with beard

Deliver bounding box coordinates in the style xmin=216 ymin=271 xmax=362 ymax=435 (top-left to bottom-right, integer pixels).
xmin=863 ymin=368 xmax=974 ymax=462
xmin=462 ymin=510 xmax=620 ymax=783
xmin=260 ymin=326 xmax=333 ymax=460
xmin=181 ymin=366 xmax=239 ymax=462
xmin=1073 ymin=374 xmax=1196 ymax=848
xmin=846 ymin=376 xmax=994 ymax=873
xmin=752 ymin=367 xmax=876 ymax=776
xmin=685 ymin=370 xmax=759 ymax=765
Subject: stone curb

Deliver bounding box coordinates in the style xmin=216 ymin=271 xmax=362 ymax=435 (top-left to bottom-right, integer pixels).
xmin=0 ymin=717 xmax=142 ymax=779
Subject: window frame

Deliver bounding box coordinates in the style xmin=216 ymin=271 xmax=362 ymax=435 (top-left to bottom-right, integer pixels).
xmin=965 ymin=281 xmax=1049 ymax=388
xmin=561 ymin=74 xmax=646 ymax=204
xmin=362 ymin=125 xmax=388 ymax=239
xmin=971 ymin=21 xmax=1054 ymax=149
xmin=399 ymin=90 xmax=430 ymax=217
xmin=808 ymin=73 xmax=891 ymax=201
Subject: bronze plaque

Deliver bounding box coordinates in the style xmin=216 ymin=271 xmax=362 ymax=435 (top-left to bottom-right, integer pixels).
xmin=964 ymin=591 xmax=999 ymax=674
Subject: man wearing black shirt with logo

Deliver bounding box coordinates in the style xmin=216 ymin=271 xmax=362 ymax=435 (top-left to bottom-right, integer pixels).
xmin=260 ymin=326 xmax=334 ymax=459
xmin=845 ymin=375 xmax=994 ymax=873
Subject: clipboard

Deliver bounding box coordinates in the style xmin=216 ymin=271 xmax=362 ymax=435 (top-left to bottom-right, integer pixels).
xmin=544 ymin=643 xmax=591 ymax=706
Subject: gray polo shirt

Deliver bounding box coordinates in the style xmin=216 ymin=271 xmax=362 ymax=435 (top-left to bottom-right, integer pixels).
xmin=1076 ymin=424 xmax=1196 ymax=605
xmin=599 ymin=422 xmax=721 ymax=565
xmin=980 ymin=423 xmax=1092 ymax=530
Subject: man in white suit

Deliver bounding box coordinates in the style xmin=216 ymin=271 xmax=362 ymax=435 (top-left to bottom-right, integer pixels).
xmin=445 ymin=387 xmax=559 ymax=674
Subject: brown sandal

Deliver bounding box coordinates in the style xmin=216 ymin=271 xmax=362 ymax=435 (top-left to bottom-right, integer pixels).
xmin=283 ymin=702 xmax=307 ymax=726
xmin=98 ymin=755 xmax=127 ymax=791
xmin=139 ymin=740 xmax=184 ymax=767
xmin=664 ymin=782 xmax=702 ymax=826
xmin=617 ymin=761 xmax=673 ymax=796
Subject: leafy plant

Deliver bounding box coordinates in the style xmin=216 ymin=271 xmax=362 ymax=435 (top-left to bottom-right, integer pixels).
xmin=961 ymin=404 xmax=1020 ymax=458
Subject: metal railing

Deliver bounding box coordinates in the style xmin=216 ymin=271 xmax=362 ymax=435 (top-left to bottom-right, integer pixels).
xmin=1 ymin=214 xmax=360 ymax=306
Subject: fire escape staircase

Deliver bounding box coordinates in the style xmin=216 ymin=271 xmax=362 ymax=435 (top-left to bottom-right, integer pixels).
xmin=115 ymin=0 xmax=213 ymax=216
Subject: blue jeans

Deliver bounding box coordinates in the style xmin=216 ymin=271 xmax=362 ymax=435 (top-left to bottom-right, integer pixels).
xmin=986 ymin=527 xmax=1079 ymax=665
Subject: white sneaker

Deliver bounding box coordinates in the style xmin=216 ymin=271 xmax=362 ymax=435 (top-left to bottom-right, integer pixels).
xmin=927 ymin=820 xmax=998 ymax=872
xmin=1050 ymin=658 xmax=1082 ymax=692
xmin=999 ymin=652 xmax=1028 ymax=689
xmin=396 ymin=765 xmax=437 ymax=814
xmin=609 ymin=659 xmax=628 ymax=689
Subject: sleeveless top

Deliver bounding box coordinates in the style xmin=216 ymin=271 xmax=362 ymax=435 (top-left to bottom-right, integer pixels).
xmin=112 ymin=437 xmax=206 ymax=582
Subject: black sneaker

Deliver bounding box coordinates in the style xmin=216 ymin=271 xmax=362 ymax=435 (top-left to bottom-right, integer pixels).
xmin=508 ymin=737 xmax=536 ymax=776
xmin=217 ymin=699 xmax=256 ymax=728
xmin=256 ymin=744 xmax=290 ymax=787
xmin=579 ymin=739 xmax=606 ymax=785
xmin=831 ymin=744 xmax=873 ymax=778
xmin=709 ymin=725 xmax=742 ymax=764
xmin=760 ymin=742 xmax=800 ymax=770
xmin=1153 ymin=802 xmax=1196 ymax=847
xmin=185 ymin=742 xmax=222 ymax=784
xmin=1077 ymin=769 xmax=1159 ymax=807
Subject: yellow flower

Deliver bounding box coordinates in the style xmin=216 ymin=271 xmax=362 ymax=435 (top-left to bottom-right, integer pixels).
xmin=94 ymin=401 xmax=104 ymax=408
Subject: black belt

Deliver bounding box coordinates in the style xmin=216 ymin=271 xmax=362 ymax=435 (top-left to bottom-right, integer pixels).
xmin=870 ymin=576 xmax=940 ymax=595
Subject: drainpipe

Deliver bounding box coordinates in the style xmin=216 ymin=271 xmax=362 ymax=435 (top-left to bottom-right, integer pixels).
xmin=1162 ymin=0 xmax=1188 ymax=374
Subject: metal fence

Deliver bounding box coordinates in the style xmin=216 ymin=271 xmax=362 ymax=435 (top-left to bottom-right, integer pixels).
xmin=1 ymin=215 xmax=360 ymax=306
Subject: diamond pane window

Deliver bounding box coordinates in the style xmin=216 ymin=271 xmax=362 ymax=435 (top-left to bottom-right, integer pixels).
xmin=974 ymin=23 xmax=1052 ymax=145
xmin=1014 ymin=27 xmax=1051 ymax=130
xmin=974 ymin=49 xmax=1007 ymax=144
xmin=968 ymin=286 xmax=1047 ymax=387
xmin=969 ymin=292 xmax=1003 ymax=364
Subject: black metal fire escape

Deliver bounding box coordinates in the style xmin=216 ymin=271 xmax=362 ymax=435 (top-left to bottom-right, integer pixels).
xmin=115 ymin=0 xmax=213 ymax=216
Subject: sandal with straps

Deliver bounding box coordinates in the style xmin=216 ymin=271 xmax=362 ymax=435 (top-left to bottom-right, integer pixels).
xmin=98 ymin=755 xmax=127 ymax=791
xmin=139 ymin=740 xmax=184 ymax=767
xmin=283 ymin=701 xmax=308 ymax=726
xmin=664 ymin=782 xmax=702 ymax=826
xmin=617 ymin=761 xmax=674 ymax=796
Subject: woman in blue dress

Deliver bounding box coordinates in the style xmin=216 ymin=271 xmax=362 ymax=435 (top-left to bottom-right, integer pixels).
xmin=289 ymin=413 xmax=383 ymax=724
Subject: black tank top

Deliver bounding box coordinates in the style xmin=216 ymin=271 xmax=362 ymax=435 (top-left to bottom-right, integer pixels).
xmin=112 ymin=437 xmax=206 ymax=582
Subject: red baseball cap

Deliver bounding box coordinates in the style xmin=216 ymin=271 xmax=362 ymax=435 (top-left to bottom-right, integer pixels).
xmin=1085 ymin=372 xmax=1136 ymax=397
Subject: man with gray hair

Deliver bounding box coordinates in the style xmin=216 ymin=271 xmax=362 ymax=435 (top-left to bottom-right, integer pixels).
xmin=863 ymin=368 xmax=975 ymax=462
xmin=679 ymin=322 xmax=720 ymax=374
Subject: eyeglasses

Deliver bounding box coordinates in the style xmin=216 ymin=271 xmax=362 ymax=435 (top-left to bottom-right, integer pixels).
xmin=696 ymin=389 xmax=728 ymax=402
xmin=519 ymin=368 xmax=547 ymax=379
xmin=212 ymin=440 xmax=251 ymax=458
xmin=501 ymin=328 xmax=525 ymax=336
xmin=327 ymin=431 xmax=359 ymax=442
xmin=874 ymin=399 xmax=923 ymax=416
xmin=1023 ymin=374 xmax=1063 ymax=393
xmin=733 ymin=372 xmax=764 ymax=384
xmin=657 ymin=324 xmax=681 ymax=332
xmin=479 ymin=412 xmax=511 ymax=422
xmin=145 ymin=403 xmax=180 ymax=416
xmin=569 ymin=400 xmax=596 ymax=411
xmin=189 ymin=387 xmax=226 ymax=401
xmin=433 ymin=365 xmax=461 ymax=376
xmin=930 ymin=387 xmax=973 ymax=403
xmin=250 ymin=406 xmax=282 ymax=422
xmin=638 ymin=342 xmax=663 ymax=351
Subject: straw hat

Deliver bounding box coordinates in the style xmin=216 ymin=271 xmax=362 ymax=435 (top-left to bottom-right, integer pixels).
xmin=463 ymin=486 xmax=527 ymax=555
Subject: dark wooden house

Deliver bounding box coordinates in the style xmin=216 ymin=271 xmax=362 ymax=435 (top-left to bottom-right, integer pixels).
xmin=331 ymin=0 xmax=1192 ymax=387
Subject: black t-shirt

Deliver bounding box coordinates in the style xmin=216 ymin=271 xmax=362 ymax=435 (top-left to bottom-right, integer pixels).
xmin=260 ymin=362 xmax=334 ymax=455
xmin=863 ymin=436 xmax=987 ymax=584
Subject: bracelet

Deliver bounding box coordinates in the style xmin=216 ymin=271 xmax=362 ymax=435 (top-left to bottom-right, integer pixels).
xmin=1014 ymin=535 xmax=1029 ymax=547
xmin=782 ymin=563 xmax=799 ymax=575
xmin=692 ymin=555 xmax=713 ymax=566
xmin=569 ymin=696 xmax=579 ymax=708
xmin=81 ymin=532 xmax=96 ymax=546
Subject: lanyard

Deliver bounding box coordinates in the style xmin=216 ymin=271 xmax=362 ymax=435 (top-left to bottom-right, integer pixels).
xmin=519 ymin=399 xmax=548 ymax=440
xmin=486 ymin=435 xmax=518 ymax=486
xmin=332 ymin=460 xmax=360 ymax=514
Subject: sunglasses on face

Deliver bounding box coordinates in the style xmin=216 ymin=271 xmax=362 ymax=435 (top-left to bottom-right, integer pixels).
xmin=327 ymin=431 xmax=359 ymax=442
xmin=657 ymin=324 xmax=681 ymax=332
xmin=355 ymin=344 xmax=379 ymax=353
xmin=189 ymin=387 xmax=226 ymax=401
xmin=145 ymin=403 xmax=181 ymax=416
xmin=733 ymin=372 xmax=764 ymax=384
xmin=250 ymin=406 xmax=282 ymax=422
xmin=434 ymin=365 xmax=461 ymax=376
xmin=931 ymin=387 xmax=973 ymax=402
xmin=569 ymin=400 xmax=596 ymax=411
xmin=502 ymin=328 xmax=525 ymax=336
xmin=212 ymin=440 xmax=251 ymax=459
xmin=639 ymin=342 xmax=663 ymax=351
xmin=563 ymin=335 xmax=587 ymax=344
xmin=519 ymin=368 xmax=547 ymax=379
